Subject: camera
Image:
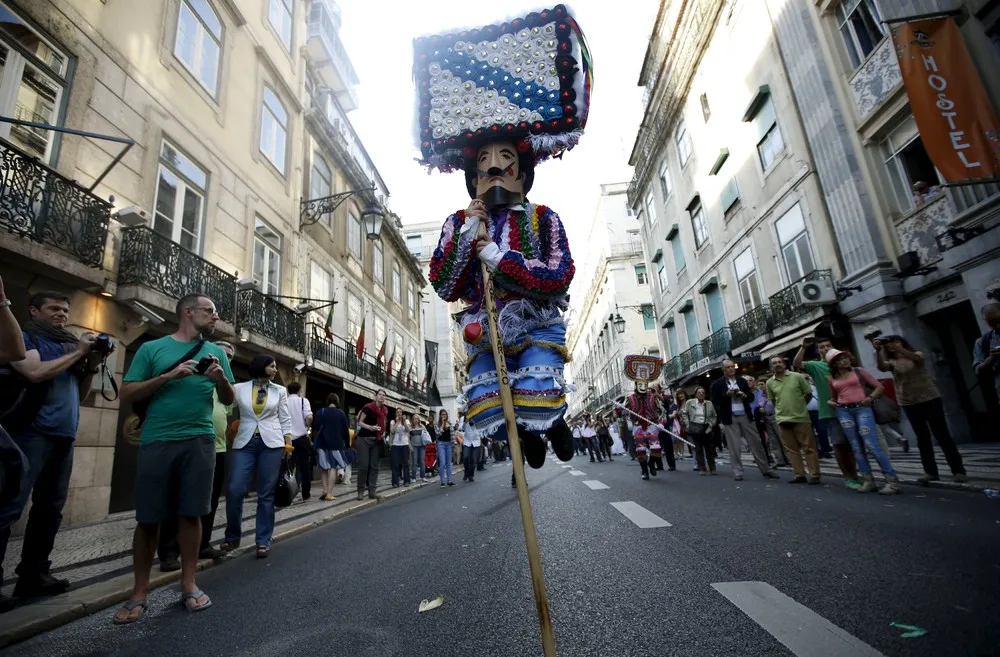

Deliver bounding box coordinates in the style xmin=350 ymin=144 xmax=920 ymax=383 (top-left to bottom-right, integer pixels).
xmin=195 ymin=356 xmax=216 ymax=374
xmin=92 ymin=333 xmax=113 ymax=356
xmin=863 ymin=327 xmax=883 ymax=341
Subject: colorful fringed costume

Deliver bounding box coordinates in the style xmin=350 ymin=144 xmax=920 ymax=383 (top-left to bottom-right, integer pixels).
xmin=415 ymin=5 xmax=592 ymax=455
xmin=622 ymin=355 xmax=665 ymax=480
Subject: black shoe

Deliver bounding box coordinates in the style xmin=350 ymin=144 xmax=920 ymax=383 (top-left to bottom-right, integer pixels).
xmin=521 ymin=431 xmax=547 ymax=469
xmin=546 ymin=420 xmax=576 ymax=462
xmin=199 ymin=546 xmax=226 ymax=560
xmin=0 ymin=593 xmax=15 ymax=613
xmin=788 ymin=476 xmax=808 ymax=484
xmin=13 ymin=572 xmax=71 ymax=598
xmin=447 ymin=481 xmax=455 ymax=487
xmin=157 ymin=555 xmax=181 ymax=573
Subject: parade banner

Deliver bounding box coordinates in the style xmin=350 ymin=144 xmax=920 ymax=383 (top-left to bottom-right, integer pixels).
xmin=891 ymin=17 xmax=1000 ymax=182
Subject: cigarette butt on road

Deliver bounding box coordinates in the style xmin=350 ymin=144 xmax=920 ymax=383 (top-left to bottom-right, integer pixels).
xmin=418 ymin=596 xmax=445 ymax=613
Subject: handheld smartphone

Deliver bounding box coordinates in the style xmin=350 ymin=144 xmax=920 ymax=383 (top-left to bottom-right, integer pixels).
xmin=195 ymin=356 xmax=215 ymax=374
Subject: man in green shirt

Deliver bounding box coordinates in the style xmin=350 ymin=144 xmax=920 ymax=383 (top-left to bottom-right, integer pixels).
xmin=794 ymin=336 xmax=860 ymax=489
xmin=766 ymin=356 xmax=821 ymax=484
xmin=114 ymin=294 xmax=235 ymax=623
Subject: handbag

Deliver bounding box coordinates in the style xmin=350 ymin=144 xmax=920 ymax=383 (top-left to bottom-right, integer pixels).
xmin=853 ymin=368 xmax=901 ymax=425
xmin=274 ymin=455 xmax=299 ymax=508
xmin=421 ymin=428 xmax=432 ymax=446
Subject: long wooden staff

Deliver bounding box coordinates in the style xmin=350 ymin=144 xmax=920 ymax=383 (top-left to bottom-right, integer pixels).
xmin=480 ymin=260 xmax=557 ymax=657
xmin=612 ymin=401 xmax=696 ymax=448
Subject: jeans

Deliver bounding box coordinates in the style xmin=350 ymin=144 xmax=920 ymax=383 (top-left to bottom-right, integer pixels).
xmin=836 ymin=406 xmax=896 ymax=477
xmin=810 ymin=410 xmax=832 ymax=455
xmin=0 ymin=430 xmax=73 ymax=586
xmin=411 ymin=445 xmax=426 ymax=480
xmin=356 ymin=437 xmax=381 ymax=495
xmin=902 ymin=398 xmax=965 ymax=476
xmin=462 ymin=444 xmax=478 ymax=480
xmin=225 ymin=435 xmax=283 ymax=547
xmin=437 ymin=442 xmax=453 ymax=483
xmin=390 ymin=445 xmax=410 ymax=485
xmin=585 ymin=437 xmax=603 ymax=462
xmin=292 ymin=435 xmax=313 ymax=499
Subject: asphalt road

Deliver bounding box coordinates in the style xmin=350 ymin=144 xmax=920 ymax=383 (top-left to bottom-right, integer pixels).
xmin=7 ymin=452 xmax=1000 ymax=657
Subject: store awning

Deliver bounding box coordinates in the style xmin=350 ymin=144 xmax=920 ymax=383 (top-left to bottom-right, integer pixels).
xmin=758 ymin=321 xmax=823 ymax=362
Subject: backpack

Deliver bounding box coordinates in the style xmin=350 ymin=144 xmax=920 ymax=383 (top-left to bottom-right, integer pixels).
xmin=0 ymin=331 xmax=52 ymax=437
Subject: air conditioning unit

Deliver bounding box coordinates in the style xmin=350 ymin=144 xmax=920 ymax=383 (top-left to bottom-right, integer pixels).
xmin=796 ymin=278 xmax=837 ymax=306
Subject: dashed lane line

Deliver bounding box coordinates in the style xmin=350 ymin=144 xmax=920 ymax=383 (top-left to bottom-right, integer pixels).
xmin=609 ymin=501 xmax=671 ymax=528
xmin=582 ymin=480 xmax=609 ymax=490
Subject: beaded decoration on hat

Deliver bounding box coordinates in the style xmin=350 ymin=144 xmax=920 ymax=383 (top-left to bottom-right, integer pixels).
xmin=413 ymin=4 xmax=593 ymax=172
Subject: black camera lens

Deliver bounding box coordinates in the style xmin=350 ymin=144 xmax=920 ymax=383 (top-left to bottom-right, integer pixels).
xmin=92 ymin=333 xmax=112 ymax=355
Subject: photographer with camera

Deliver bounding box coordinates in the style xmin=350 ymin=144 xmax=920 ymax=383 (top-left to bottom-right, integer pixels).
xmin=113 ymin=294 xmax=234 ymax=623
xmin=0 ymin=291 xmax=111 ymax=606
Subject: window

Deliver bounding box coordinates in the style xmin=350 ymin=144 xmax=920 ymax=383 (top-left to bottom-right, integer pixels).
xmin=408 ymin=344 xmax=418 ymax=380
xmin=642 ymin=304 xmax=655 ymax=331
xmin=658 ymin=161 xmax=673 ymax=199
xmin=644 ymin=192 xmax=657 ymax=226
xmin=394 ymin=332 xmax=404 ymax=367
xmin=634 ymin=265 xmax=648 ymax=285
xmin=259 ymin=86 xmax=287 ymax=172
xmin=408 ymin=283 xmax=416 ymax=319
xmin=700 ymin=93 xmax=711 ymax=122
xmin=675 ymin=119 xmax=693 ymax=168
xmin=174 ymin=0 xmax=222 ymax=96
xmin=0 ymin=7 xmax=68 ymax=162
xmin=668 ymin=230 xmax=686 ymax=273
xmin=704 ymin=287 xmax=726 ymax=333
xmin=882 ymin=115 xmax=940 ymax=213
xmin=657 ymin=261 xmax=668 ymax=292
xmin=749 ymin=97 xmax=784 ymax=170
xmin=392 ymin=263 xmax=402 ymax=303
xmin=348 ymin=211 xmax=362 ymax=258
xmin=374 ymin=316 xmax=386 ymax=354
xmin=407 ymin=234 xmax=423 ymax=257
xmin=346 ymin=292 xmax=362 ymax=343
xmin=682 ymin=308 xmax=699 ymax=347
xmin=268 ymin=0 xmax=293 ymax=51
xmin=720 ymin=177 xmax=741 ymax=219
xmin=689 ymin=199 xmax=709 ymax=249
xmin=837 ymin=0 xmax=885 ymax=69
xmin=252 ymin=217 xmax=282 ymax=294
xmin=776 ymin=204 xmax=815 ymax=282
xmin=665 ymin=323 xmax=680 ymax=358
xmin=372 ymin=240 xmax=384 ymax=285
xmin=153 ymin=140 xmax=207 ymax=253
xmin=734 ymin=248 xmax=762 ymax=311
xmin=309 ymin=261 xmax=334 ymax=325
xmin=310 ymin=154 xmax=332 ymax=225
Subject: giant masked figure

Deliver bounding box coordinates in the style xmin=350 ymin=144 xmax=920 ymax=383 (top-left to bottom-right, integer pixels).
xmin=418 ymin=5 xmax=593 ymax=468
xmin=623 ymin=355 xmax=665 ymax=480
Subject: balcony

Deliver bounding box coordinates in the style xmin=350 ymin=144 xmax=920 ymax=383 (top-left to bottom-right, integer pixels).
xmin=586 ymin=381 xmax=624 ymax=415
xmin=679 ymin=343 xmax=704 ymax=373
xmin=0 ymin=137 xmax=111 ymax=269
xmin=118 ymin=226 xmax=237 ymax=322
xmin=237 ymin=289 xmax=306 ymax=354
xmin=729 ymin=305 xmax=773 ymax=352
xmin=663 ymin=357 xmax=682 ymax=383
xmin=894 ymin=194 xmax=953 ymax=267
xmin=848 ymin=38 xmax=901 ymax=122
xmin=768 ymin=270 xmax=832 ymax=329
xmin=700 ymin=327 xmax=731 ymax=361
xmin=308 ymin=326 xmax=430 ymax=407
xmin=307 ymin=89 xmax=385 ymax=200
xmin=307 ymin=0 xmax=359 ymax=111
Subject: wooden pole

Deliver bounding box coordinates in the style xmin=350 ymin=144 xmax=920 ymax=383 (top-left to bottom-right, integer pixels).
xmin=480 ymin=260 xmax=557 ymax=657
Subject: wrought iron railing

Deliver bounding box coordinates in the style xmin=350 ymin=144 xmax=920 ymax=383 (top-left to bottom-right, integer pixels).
xmin=700 ymin=327 xmax=731 ymax=360
xmin=0 ymin=137 xmax=111 ymax=268
xmin=663 ymin=357 xmax=682 ymax=382
xmin=679 ymin=343 xmax=704 ymax=372
xmin=729 ymin=305 xmax=772 ymax=350
xmin=119 ymin=226 xmax=237 ymax=321
xmin=768 ymin=270 xmax=832 ymax=329
xmin=237 ymin=289 xmax=306 ymax=354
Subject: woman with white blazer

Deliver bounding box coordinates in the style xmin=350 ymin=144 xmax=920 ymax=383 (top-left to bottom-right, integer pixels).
xmin=222 ymin=354 xmax=293 ymax=558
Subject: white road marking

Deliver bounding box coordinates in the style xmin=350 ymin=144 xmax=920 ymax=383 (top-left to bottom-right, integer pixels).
xmin=610 ymin=501 xmax=671 ymax=528
xmin=569 ymin=470 xmax=586 ymax=476
xmin=560 ymin=464 xmax=573 ymax=469
xmin=711 ymin=581 xmax=886 ymax=657
xmin=582 ymin=480 xmax=609 ymax=490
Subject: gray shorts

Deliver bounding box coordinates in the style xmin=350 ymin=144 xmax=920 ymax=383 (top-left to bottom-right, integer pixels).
xmin=134 ymin=435 xmax=215 ymax=525
xmin=821 ymin=416 xmax=848 ymax=445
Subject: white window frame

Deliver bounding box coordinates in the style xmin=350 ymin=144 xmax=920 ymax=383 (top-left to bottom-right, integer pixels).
xmin=348 ymin=210 xmax=362 ymax=258
xmin=259 ymin=86 xmax=288 ymax=173
xmin=408 ymin=282 xmax=416 ymax=319
xmin=392 ymin=262 xmax=402 ymax=303
xmin=634 ymin=264 xmax=648 ymax=285
xmin=881 ymin=115 xmax=943 ymax=214
xmin=658 ymin=160 xmax=673 ymax=200
xmin=152 ymin=140 xmax=208 ymax=254
xmin=267 ymin=0 xmax=293 ymax=51
xmin=644 ymin=192 xmax=657 ymax=226
xmin=372 ymin=239 xmax=384 ymax=286
xmin=733 ymin=247 xmax=762 ymax=312
xmin=775 ymin=203 xmax=816 ymax=284
xmin=174 ymin=0 xmax=223 ymax=97
xmin=837 ymin=0 xmax=885 ymax=69
xmin=346 ymin=292 xmax=362 ymax=343
xmin=374 ymin=315 xmax=386 ymax=354
xmin=675 ymin=119 xmax=693 ymax=168
xmin=310 ymin=154 xmax=333 ymax=227
xmin=252 ymin=216 xmax=282 ymax=295
xmin=690 ymin=200 xmax=709 ymax=250
xmin=657 ymin=260 xmax=668 ymax=293
xmin=309 ymin=260 xmax=334 ymax=326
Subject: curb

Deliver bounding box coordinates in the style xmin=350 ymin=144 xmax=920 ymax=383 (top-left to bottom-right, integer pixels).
xmin=0 ymin=480 xmax=431 ymax=649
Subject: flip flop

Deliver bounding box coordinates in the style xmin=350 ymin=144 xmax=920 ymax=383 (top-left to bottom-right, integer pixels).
xmin=180 ymin=590 xmax=212 ymax=613
xmin=112 ymin=598 xmax=148 ymax=624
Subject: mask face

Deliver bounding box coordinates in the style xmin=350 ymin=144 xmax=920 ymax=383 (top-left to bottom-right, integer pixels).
xmin=475 ymin=141 xmax=523 ymax=201
xmin=636 ymin=381 xmax=648 ymax=394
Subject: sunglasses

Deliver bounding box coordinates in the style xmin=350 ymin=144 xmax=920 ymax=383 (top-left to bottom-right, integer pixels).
xmin=256 ymin=385 xmax=268 ymax=405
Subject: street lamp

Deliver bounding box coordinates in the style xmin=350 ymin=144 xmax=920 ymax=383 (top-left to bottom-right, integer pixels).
xmin=613 ymin=313 xmax=626 ymax=335
xmin=362 ymin=199 xmax=385 ymax=240
xmin=613 ymin=303 xmax=654 ymax=335
xmin=299 ymin=181 xmax=384 ymax=230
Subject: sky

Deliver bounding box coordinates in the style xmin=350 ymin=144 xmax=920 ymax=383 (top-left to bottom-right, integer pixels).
xmin=338 ymin=0 xmax=660 ymax=258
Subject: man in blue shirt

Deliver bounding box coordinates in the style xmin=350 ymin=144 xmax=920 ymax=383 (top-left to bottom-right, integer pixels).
xmin=0 ymin=291 xmax=103 ymax=606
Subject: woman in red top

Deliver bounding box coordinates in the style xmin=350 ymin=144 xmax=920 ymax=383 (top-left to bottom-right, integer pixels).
xmin=826 ymin=350 xmax=899 ymax=494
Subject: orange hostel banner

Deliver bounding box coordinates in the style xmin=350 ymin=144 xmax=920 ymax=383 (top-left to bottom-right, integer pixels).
xmin=891 ymin=17 xmax=1000 ymax=182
